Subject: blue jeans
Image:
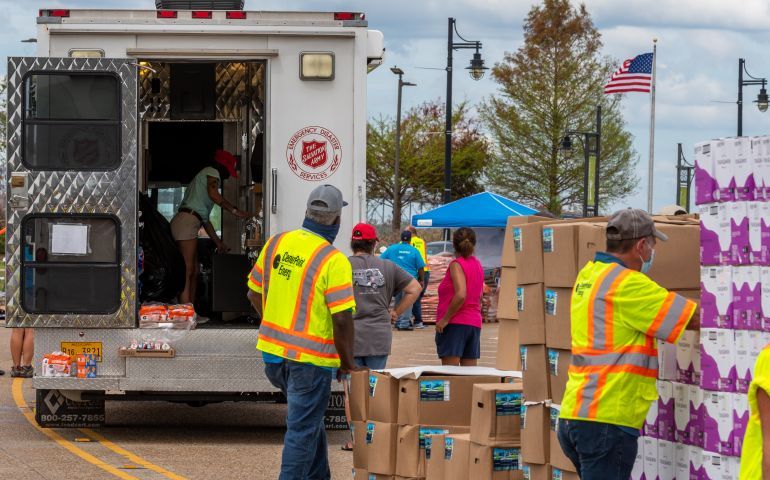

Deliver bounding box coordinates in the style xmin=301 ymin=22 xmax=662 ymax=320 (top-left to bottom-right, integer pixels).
xmin=394 ymin=291 xmax=413 ymax=329
xmin=411 ymin=271 xmax=430 ymax=325
xmin=354 ymin=355 xmax=388 ymax=370
xmin=557 ymin=419 xmax=638 ymax=480
xmin=265 ymin=360 xmax=333 ymax=480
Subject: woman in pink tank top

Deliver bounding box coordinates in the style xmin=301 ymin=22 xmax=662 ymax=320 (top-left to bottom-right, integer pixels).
xmin=435 ymin=227 xmax=485 ymax=366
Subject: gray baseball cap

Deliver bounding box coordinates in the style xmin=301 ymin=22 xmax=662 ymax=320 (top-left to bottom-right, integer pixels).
xmin=306 ymin=184 xmax=348 ymax=213
xmin=606 ymin=208 xmax=668 ymax=242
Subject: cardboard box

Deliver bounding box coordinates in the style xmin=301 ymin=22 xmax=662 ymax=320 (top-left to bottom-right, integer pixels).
xmin=687 ymin=445 xmax=704 ymax=479
xmin=445 ymin=434 xmax=473 ymax=480
xmin=547 ymin=349 xmax=571 ymax=404
xmin=395 ymin=425 xmax=469 ymax=478
xmin=522 ymin=463 xmax=550 ymax=480
xmin=548 ymin=405 xmax=576 ymax=473
xmin=702 ymin=391 xmax=733 ymax=456
xmin=496 ymin=319 xmax=522 ymax=372
xmin=398 ymin=375 xmax=501 ymax=426
xmin=733 ymin=136 xmax=755 ymax=200
xmin=733 ymin=393 xmax=749 ymax=457
xmin=676 ymin=330 xmax=700 ymax=385
xmin=728 ymin=202 xmax=751 ymax=265
xmin=699 ymin=203 xmax=730 ymax=266
xmin=688 ymin=385 xmax=704 ymax=448
xmin=498 ymin=268 xmax=520 ymax=320
xmin=544 ymin=287 xmax=573 ymax=350
xmin=502 ymin=216 xmax=551 ymax=268
xmin=521 ymin=402 xmax=549 ymax=465
xmin=551 ymin=469 xmax=579 ymax=480
xmin=657 ymin=380 xmax=676 ymax=442
xmin=469 ymin=441 xmax=524 ymax=480
xmin=642 ymin=437 xmax=658 ymax=480
xmin=648 ymin=221 xmax=701 ymax=289
xmin=424 ymin=433 xmax=446 ymax=480
xmin=695 ymin=140 xmax=716 ymax=205
xmin=542 ymin=223 xmax=604 ymax=288
xmin=353 ymin=468 xmax=368 ymax=480
xmin=350 ymin=369 xmax=370 ymax=422
xmin=753 ymin=135 xmax=770 ymax=200
xmin=674 ymin=382 xmax=691 ymax=445
xmin=517 ymin=222 xmax=548 ymax=284
xmin=748 ymin=202 xmax=767 ymax=264
xmin=674 ymin=443 xmax=689 ymax=480
xmin=369 ymin=371 xmax=400 ymax=423
xmin=643 ymin=384 xmax=659 ymax=438
xmin=520 ymin=345 xmax=550 ymax=402
xmin=713 ymin=138 xmax=736 ymax=202
xmin=762 ymin=267 xmax=770 ymax=331
xmin=518 ymin=284 xmax=545 ymax=344
xmin=701 ymin=451 xmax=739 ymax=480
xmin=365 ymin=421 xmax=399 ymax=476
xmin=733 ymin=265 xmax=761 ymax=330
xmin=735 ymin=330 xmax=754 ymax=394
xmin=700 ymin=328 xmax=737 ymax=392
xmin=352 ymin=421 xmax=368 ymax=469
xmin=658 ymin=439 xmax=676 ymax=480
xmin=701 ymin=265 xmax=734 ymax=329
xmin=658 ymin=339 xmax=678 ymax=381
xmin=630 ymin=446 xmax=644 ymax=480
xmin=470 ymin=382 xmax=523 ymax=446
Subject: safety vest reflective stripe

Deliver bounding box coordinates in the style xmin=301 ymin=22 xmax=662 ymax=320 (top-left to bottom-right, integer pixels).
xmin=249 ymin=266 xmax=263 ymax=286
xmin=259 ymin=323 xmax=338 ymax=356
xmin=573 ymin=351 xmax=659 ymax=371
xmin=648 ymin=292 xmax=695 ymax=342
xmin=325 ymin=283 xmax=354 ymax=308
xmin=260 ymin=320 xmax=336 ymax=345
xmin=573 ymin=373 xmax=608 ymax=419
xmin=289 ymin=243 xmax=338 ymax=332
xmin=573 ymin=344 xmax=657 ymax=356
xmin=587 ymin=264 xmax=631 ymax=351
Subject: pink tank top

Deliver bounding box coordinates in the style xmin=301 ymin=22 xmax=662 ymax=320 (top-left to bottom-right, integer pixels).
xmin=436 ymin=255 xmax=484 ymax=328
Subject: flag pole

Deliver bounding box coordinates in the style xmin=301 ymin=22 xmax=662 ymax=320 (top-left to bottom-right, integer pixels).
xmin=647 ymin=39 xmax=658 ymax=213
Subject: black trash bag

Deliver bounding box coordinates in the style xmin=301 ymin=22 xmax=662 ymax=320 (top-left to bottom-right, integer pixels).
xmin=139 ymin=194 xmax=186 ymax=302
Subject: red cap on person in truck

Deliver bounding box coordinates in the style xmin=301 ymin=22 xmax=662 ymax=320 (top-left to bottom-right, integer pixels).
xmin=214 ymin=150 xmax=238 ymax=178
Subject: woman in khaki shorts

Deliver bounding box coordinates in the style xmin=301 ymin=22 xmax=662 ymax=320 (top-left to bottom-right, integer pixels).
xmin=170 ymin=150 xmax=250 ymax=307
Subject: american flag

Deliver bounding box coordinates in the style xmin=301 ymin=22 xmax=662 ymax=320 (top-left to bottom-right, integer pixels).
xmin=604 ymin=52 xmax=653 ymax=94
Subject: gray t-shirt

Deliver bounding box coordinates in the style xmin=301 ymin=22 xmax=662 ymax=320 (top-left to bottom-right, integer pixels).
xmin=349 ymin=253 xmax=414 ymax=357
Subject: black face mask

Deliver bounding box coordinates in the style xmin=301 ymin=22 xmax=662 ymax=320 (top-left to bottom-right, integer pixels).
xmin=302 ymin=218 xmax=340 ymax=244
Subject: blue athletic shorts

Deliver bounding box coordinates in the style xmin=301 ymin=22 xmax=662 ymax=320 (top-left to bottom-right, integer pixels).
xmin=435 ymin=324 xmax=481 ymax=359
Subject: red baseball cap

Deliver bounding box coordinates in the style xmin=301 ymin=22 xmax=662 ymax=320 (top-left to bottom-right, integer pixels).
xmin=214 ymin=149 xmax=238 ymax=178
xmin=351 ymin=223 xmax=378 ymax=241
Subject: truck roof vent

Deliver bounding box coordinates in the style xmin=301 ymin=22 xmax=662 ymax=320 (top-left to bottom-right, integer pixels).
xmin=155 ymin=0 xmax=244 ymax=10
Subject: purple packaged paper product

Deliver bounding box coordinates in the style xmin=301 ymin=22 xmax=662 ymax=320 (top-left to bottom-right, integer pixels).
xmin=657 ymin=380 xmax=676 ymax=443
xmin=701 ymin=391 xmax=733 ymax=456
xmin=630 ymin=447 xmax=644 ymax=480
xmin=657 ymin=439 xmax=676 ymax=480
xmin=735 ymin=330 xmax=754 ymax=394
xmin=702 ymin=452 xmax=739 ymax=480
xmin=674 ymin=383 xmax=691 ymax=445
xmin=749 ymin=202 xmax=767 ymax=265
xmin=676 ymin=331 xmax=699 ymax=385
xmin=643 ymin=388 xmax=659 ymax=438
xmin=658 ymin=339 xmax=678 ymax=381
xmin=713 ymin=139 xmax=736 ymax=202
xmin=753 ymin=135 xmax=770 ymax=200
xmin=750 ymin=332 xmax=770 ymax=381
xmin=762 ymin=267 xmax=770 ymax=332
xmin=700 ymin=266 xmax=733 ymax=329
xmin=700 ymin=328 xmax=737 ymax=392
xmin=688 ymin=385 xmax=704 ymax=448
xmin=699 ymin=204 xmax=730 ymax=266
xmin=762 ymin=203 xmax=770 ymax=266
xmin=695 ymin=140 xmax=717 ymax=205
xmin=688 ymin=445 xmax=704 ymax=480
xmin=733 ymin=266 xmax=761 ymax=330
xmin=642 ymin=437 xmax=658 ymax=480
xmin=733 ymin=137 xmax=755 ymax=200
xmin=728 ymin=202 xmax=751 ymax=265
xmin=732 ymin=393 xmax=749 ymax=457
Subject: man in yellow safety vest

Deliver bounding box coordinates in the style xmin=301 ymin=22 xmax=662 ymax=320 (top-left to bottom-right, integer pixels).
xmin=247 ymin=184 xmax=358 ymax=480
xmin=558 ymin=208 xmax=699 ymax=480
xmin=407 ymin=225 xmax=430 ymax=329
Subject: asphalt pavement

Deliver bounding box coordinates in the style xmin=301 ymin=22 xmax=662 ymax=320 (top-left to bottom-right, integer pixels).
xmin=0 ymin=322 xmax=499 ymax=480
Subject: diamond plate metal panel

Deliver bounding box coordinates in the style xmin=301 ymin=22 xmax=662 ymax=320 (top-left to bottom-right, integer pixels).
xmin=138 ymin=61 xmax=170 ymax=120
xmin=33 ymin=377 xmax=122 ymax=391
xmin=6 ymin=57 xmax=137 ymax=328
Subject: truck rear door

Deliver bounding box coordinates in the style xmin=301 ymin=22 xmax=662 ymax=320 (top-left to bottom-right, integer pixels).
xmin=5 ymin=57 xmax=137 ymax=328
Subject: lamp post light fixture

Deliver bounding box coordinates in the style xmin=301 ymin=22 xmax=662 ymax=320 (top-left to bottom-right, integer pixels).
xmin=738 ymin=58 xmax=768 ymax=136
xmin=390 ymin=66 xmax=416 ymax=233
xmin=560 ymin=105 xmax=602 ymax=218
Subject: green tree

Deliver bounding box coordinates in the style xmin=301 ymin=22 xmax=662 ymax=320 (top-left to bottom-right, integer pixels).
xmin=367 ymin=99 xmax=489 ymax=232
xmin=481 ymin=0 xmax=638 ymax=216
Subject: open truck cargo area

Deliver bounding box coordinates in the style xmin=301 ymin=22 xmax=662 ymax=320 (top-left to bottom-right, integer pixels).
xmin=6 ymin=6 xmax=384 ymax=427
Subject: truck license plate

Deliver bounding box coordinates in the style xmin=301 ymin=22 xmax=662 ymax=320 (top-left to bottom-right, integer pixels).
xmin=60 ymin=342 xmax=103 ymax=362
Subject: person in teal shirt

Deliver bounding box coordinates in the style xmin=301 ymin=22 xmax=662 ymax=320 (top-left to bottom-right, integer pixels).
xmin=170 ymin=150 xmax=250 ymax=306
xmin=381 ymin=230 xmax=425 ymax=330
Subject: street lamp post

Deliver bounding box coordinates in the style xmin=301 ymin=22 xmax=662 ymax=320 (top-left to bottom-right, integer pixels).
xmin=560 ymin=105 xmax=602 ymax=217
xmin=390 ymin=66 xmax=416 ymax=233
xmin=675 ymin=143 xmax=694 ymax=212
xmin=738 ymin=58 xmax=769 ymax=137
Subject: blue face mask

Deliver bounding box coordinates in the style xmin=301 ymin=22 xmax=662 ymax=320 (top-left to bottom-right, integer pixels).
xmin=640 ymin=246 xmax=655 ymax=274
xmin=302 ymin=217 xmax=340 ymax=244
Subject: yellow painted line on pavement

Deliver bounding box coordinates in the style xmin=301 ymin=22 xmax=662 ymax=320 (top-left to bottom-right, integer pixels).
xmin=11 ymin=379 xmax=139 ymax=480
xmin=78 ymin=428 xmax=188 ymax=480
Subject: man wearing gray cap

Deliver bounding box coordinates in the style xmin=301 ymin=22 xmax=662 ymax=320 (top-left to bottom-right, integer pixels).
xmin=557 ymin=209 xmax=700 ymax=480
xmin=247 ymin=184 xmax=358 ymax=480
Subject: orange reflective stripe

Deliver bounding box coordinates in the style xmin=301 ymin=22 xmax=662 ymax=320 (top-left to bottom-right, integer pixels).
xmin=666 ymin=299 xmax=696 ymax=343
xmin=572 ymin=375 xmax=591 ymax=418
xmin=604 ymin=269 xmax=631 ymax=351
xmin=261 ymin=320 xmax=335 ymax=345
xmin=326 ymin=283 xmax=351 ymax=295
xmin=289 ymin=242 xmax=330 ymax=331
xmin=573 ymin=344 xmax=658 ymax=356
xmin=587 ymin=374 xmax=608 ymax=419
xmin=586 ymin=264 xmax=617 ymax=348
xmin=301 ymin=251 xmax=336 ymax=333
xmin=327 ymin=296 xmax=355 ymax=309
xmin=263 ymin=336 xmax=339 ymax=359
xmin=648 ymin=292 xmax=676 ymax=338
xmin=568 ymin=364 xmax=658 ymax=378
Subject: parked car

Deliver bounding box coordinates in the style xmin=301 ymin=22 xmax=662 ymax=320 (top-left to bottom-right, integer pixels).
xmin=426 ymin=241 xmax=452 ymax=256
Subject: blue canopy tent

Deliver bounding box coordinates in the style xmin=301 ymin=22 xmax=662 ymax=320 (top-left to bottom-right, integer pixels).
xmin=410 ymin=192 xmax=537 ymax=268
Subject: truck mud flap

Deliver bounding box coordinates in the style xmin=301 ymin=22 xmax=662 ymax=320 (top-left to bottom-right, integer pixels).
xmin=35 ymin=389 xmax=106 ymax=428
xmin=324 ymin=391 xmax=347 ymax=431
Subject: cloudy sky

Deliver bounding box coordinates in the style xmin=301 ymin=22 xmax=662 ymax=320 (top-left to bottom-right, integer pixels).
xmin=3 ymin=0 xmax=770 ymax=214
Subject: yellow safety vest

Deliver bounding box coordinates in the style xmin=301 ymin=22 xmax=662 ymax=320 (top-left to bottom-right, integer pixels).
xmin=560 ymin=259 xmax=696 ymax=429
xmin=247 ymin=229 xmax=356 ymax=368
xmin=410 ymin=236 xmax=430 ymax=271
xmin=739 ymin=343 xmax=770 ymax=479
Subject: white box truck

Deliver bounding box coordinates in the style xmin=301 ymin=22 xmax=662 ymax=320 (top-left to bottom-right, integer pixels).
xmin=5 ymin=1 xmax=384 ymax=427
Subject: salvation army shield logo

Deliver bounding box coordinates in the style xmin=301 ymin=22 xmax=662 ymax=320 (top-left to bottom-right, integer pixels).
xmin=287 ymin=126 xmax=342 ymax=181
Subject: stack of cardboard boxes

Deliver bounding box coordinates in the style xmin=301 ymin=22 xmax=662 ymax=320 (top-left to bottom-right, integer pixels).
xmin=350 ymin=370 xmax=522 ymax=479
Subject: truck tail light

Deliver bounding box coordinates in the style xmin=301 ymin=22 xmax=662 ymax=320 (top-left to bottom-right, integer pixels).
xmin=334 ymin=12 xmax=365 ymax=21
xmin=191 ymin=11 xmax=213 ymax=19
xmin=39 ymin=9 xmax=70 ymax=17
xmin=226 ymin=11 xmax=247 ymax=19
xmin=157 ymin=10 xmax=177 ymax=18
